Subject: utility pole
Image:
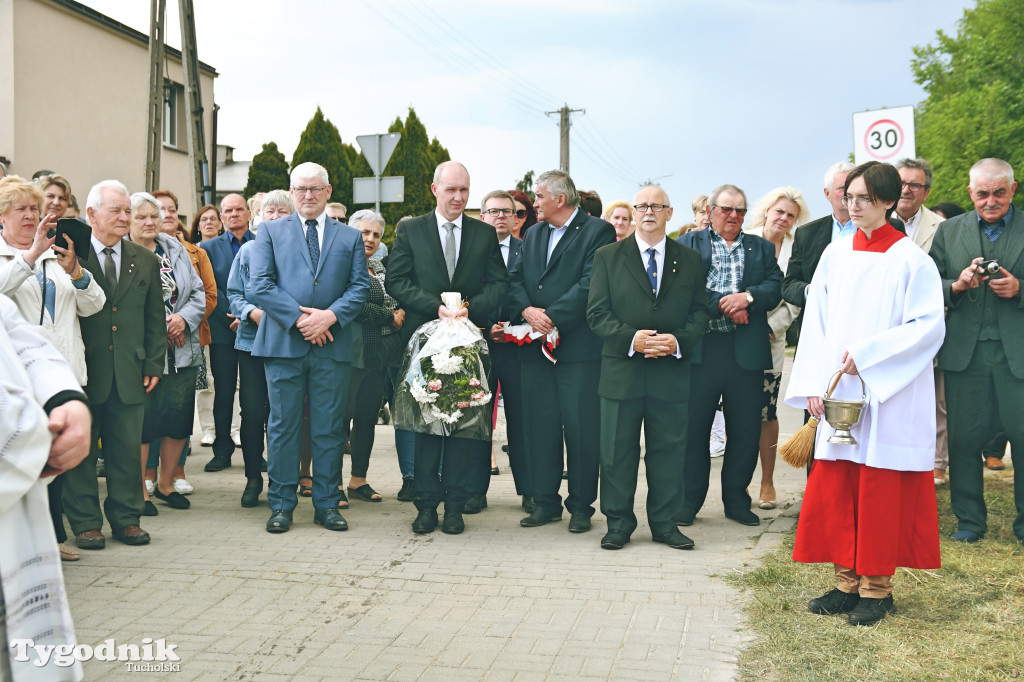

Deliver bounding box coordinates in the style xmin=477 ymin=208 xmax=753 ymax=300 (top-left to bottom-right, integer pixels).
xmin=545 ymin=104 xmax=585 ymax=175
xmin=145 ymin=0 xmax=210 ymax=206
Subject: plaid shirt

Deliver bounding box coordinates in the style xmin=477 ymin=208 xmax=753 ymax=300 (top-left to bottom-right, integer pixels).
xmin=707 ymin=229 xmax=745 ymax=333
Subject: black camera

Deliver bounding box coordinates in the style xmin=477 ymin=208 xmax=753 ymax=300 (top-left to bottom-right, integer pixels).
xmin=977 ymin=259 xmax=1003 ymax=279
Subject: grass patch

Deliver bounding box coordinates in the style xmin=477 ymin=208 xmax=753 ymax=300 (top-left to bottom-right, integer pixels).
xmin=728 ymin=469 xmax=1024 ymax=681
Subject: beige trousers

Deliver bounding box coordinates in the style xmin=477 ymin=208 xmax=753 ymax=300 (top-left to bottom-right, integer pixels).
xmin=834 ymin=564 xmax=893 ymax=599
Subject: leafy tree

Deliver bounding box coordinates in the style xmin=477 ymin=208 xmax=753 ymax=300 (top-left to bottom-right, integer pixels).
xmin=912 ymin=0 xmax=1024 ymax=208
xmin=244 ymin=141 xmax=289 ymax=196
xmin=291 ymin=107 xmax=352 ymax=206
xmin=515 ymin=170 xmax=535 ymax=200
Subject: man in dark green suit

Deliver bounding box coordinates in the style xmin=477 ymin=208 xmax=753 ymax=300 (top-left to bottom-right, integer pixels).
xmin=929 ymin=158 xmax=1024 ymax=545
xmin=587 ymin=185 xmax=710 ymax=550
xmin=63 ymin=180 xmax=166 ymax=548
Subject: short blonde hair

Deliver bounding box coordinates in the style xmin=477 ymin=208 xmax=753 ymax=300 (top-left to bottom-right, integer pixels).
xmin=35 ymin=173 xmax=73 ymax=204
xmin=602 ymin=199 xmax=632 ymax=220
xmin=746 ymin=186 xmax=812 ymax=237
xmin=0 ymin=175 xmax=43 ymax=216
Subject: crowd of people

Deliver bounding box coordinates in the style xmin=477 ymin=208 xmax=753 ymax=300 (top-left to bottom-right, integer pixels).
xmin=0 ymin=151 xmax=1019 ymax=640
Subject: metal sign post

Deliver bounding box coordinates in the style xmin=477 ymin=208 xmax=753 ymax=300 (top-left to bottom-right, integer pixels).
xmin=355 ymin=133 xmax=403 ymax=213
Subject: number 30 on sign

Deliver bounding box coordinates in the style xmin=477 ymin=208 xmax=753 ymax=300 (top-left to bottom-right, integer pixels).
xmin=852 ymin=106 xmax=916 ymax=166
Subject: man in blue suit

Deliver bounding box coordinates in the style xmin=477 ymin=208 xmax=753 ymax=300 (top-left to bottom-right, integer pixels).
xmin=250 ymin=162 xmax=370 ymax=533
xmin=677 ymin=184 xmax=782 ymax=527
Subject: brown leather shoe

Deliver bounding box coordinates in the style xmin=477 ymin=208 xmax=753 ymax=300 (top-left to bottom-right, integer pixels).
xmin=986 ymin=456 xmax=1006 ymax=471
xmin=75 ymin=529 xmax=105 ymax=550
xmin=112 ymin=525 xmax=151 ymax=545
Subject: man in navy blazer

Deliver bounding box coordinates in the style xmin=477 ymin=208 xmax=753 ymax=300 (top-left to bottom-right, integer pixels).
xmin=508 ymin=170 xmax=616 ymax=533
xmin=249 ymin=162 xmax=370 ymax=533
xmin=677 ymin=184 xmax=782 ymax=527
xmin=464 ymin=190 xmax=527 ymax=514
xmin=200 ymin=194 xmax=261 ymax=481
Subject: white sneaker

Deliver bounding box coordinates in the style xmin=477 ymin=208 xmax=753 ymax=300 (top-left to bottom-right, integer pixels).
xmin=173 ymin=478 xmax=194 ymax=495
xmin=144 ymin=479 xmax=155 ymax=495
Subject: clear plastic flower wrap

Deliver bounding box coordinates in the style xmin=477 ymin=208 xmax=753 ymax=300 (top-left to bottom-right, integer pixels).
xmin=394 ymin=313 xmax=493 ymax=441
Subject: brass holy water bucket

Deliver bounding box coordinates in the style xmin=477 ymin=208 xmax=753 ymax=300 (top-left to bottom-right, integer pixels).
xmin=822 ymin=371 xmax=866 ymax=445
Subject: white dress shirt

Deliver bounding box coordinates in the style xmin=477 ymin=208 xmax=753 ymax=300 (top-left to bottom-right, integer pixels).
xmin=90 ymin=234 xmax=122 ymax=280
xmin=435 ymin=211 xmax=464 ymax=264
xmin=498 ymin=235 xmax=511 ymax=267
xmin=900 ymin=207 xmax=922 ymax=241
xmin=546 ymin=208 xmax=579 ymax=263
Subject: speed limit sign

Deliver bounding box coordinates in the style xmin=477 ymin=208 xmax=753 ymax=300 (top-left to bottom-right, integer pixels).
xmin=852 ymin=106 xmax=916 ymax=165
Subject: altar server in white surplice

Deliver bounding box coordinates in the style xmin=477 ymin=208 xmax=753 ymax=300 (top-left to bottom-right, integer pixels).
xmin=784 ymin=161 xmax=945 ymax=627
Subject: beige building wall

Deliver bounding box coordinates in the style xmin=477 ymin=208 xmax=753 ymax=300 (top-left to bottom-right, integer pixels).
xmin=0 ymin=0 xmax=216 ymax=217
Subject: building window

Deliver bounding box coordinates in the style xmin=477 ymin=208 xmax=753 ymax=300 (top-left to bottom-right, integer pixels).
xmin=163 ymin=83 xmax=180 ymax=148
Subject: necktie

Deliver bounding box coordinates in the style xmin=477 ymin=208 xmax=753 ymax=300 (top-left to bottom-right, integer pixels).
xmin=645 ymin=247 xmax=658 ymax=295
xmin=102 ymin=247 xmax=117 ymax=289
xmin=443 ymin=222 xmax=456 ymax=279
xmin=305 ymin=219 xmax=320 ymax=272
xmin=982 ymin=219 xmax=1005 ymax=243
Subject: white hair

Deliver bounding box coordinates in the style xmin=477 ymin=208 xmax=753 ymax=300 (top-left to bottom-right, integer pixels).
xmin=260 ymin=189 xmax=293 ymax=213
xmin=290 ymin=162 xmax=329 ymax=186
xmin=969 ymin=158 xmax=1015 ymax=188
xmin=823 ymin=162 xmax=856 ymax=191
xmin=130 ymin=191 xmax=165 ymax=221
xmin=349 ymin=209 xmax=385 ymax=231
xmin=86 ymin=179 xmax=129 ymax=212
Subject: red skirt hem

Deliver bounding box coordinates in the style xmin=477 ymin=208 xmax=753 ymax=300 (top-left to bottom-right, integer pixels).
xmin=793 ymin=459 xmax=940 ymax=575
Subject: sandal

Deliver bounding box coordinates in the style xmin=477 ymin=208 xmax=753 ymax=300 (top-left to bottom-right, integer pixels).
xmin=337 ymin=488 xmax=349 ymax=509
xmin=347 ymin=484 xmax=382 ymax=502
xmin=298 ymin=476 xmax=313 ymax=498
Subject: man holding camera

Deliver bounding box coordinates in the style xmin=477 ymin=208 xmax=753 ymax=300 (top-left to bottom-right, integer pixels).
xmin=929 ymin=157 xmax=1024 ymax=545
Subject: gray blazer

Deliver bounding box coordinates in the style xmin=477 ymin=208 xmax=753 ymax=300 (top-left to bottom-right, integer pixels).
xmin=155 ymin=232 xmax=205 ymax=371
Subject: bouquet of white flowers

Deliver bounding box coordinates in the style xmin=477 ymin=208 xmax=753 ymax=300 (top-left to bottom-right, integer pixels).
xmin=393 ymin=293 xmax=493 ymax=440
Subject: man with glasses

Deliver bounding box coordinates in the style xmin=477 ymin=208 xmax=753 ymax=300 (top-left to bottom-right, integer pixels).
xmin=895 ymin=158 xmax=943 ymax=251
xmin=929 ymin=158 xmax=1024 ymax=546
xmin=509 ymin=170 xmax=616 ymax=533
xmin=249 ymin=162 xmax=370 ymax=533
xmin=677 ymin=184 xmax=782 ymax=527
xmin=587 ymin=185 xmax=710 ymax=550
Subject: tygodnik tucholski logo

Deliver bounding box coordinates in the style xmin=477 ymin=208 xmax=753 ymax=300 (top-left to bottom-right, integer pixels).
xmin=10 ymin=637 xmax=181 ymax=671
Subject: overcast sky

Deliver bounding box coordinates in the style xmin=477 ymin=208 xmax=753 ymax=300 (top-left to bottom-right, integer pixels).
xmin=84 ymin=0 xmax=971 ymax=222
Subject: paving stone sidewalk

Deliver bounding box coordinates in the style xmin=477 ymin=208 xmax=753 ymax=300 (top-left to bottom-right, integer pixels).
xmin=64 ymin=373 xmax=807 ymax=681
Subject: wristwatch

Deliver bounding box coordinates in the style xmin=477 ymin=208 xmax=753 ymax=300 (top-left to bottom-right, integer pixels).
xmin=744 ymin=291 xmax=754 ymax=305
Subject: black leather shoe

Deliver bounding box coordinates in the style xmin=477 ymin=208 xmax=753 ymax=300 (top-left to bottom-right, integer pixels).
xmin=848 ymin=595 xmax=896 ymax=625
xmin=314 ymin=507 xmax=349 ymax=531
xmin=397 ymin=479 xmax=415 ymax=502
xmin=142 ymin=500 xmax=159 ymax=516
xmin=725 ymin=509 xmax=760 ymax=526
xmin=521 ymin=495 xmax=536 ymax=513
xmin=204 ymin=455 xmax=232 ymax=472
xmin=464 ymin=494 xmax=487 ymax=514
xmin=520 ymin=508 xmax=562 ymax=527
xmin=601 ymin=530 xmax=630 ymax=550
xmin=652 ymin=528 xmax=695 ymax=549
xmin=412 ymin=508 xmax=438 ymax=534
xmin=568 ymin=512 xmax=591 ymax=533
xmin=153 ymin=487 xmax=190 ymax=509
xmin=442 ymin=511 xmax=465 ymax=534
xmin=241 ymin=478 xmax=263 ymax=508
xmin=266 ymin=509 xmax=292 ymax=533
xmin=808 ymin=588 xmax=860 ymax=615
xmin=674 ymin=507 xmax=696 ymax=526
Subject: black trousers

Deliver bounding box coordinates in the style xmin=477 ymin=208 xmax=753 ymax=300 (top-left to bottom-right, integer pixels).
xmin=413 ymin=434 xmax=475 ymax=511
xmin=345 ymin=367 xmax=387 ymax=479
xmin=493 ymin=343 xmax=528 ymax=495
xmin=48 ymin=473 xmax=67 ymax=543
xmin=210 ymin=344 xmax=267 ymax=478
xmin=683 ymin=332 xmax=763 ymax=515
xmin=521 ymin=359 xmax=601 ymax=516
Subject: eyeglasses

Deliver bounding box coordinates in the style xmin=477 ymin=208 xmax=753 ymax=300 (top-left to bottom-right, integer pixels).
xmin=481 ymin=208 xmax=514 ymax=217
xmin=901 ymin=181 xmax=929 ymax=192
xmin=291 ymin=185 xmax=327 ymax=196
xmin=633 ymin=203 xmax=670 ymax=213
xmin=841 ymin=194 xmax=875 ymax=209
xmin=713 ymin=205 xmax=747 ymax=216
xmin=515 ymin=209 xmax=528 ymax=219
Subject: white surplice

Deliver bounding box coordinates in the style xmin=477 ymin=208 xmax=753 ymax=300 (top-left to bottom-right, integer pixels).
xmin=784 ymin=236 xmax=945 ymax=472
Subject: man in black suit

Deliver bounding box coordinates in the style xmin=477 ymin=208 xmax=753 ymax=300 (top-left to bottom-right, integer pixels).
xmin=464 ymin=190 xmax=527 ymax=515
xmin=508 ymin=170 xmax=616 ymax=533
xmin=64 ymin=180 xmax=166 ymax=548
xmin=385 ymin=161 xmax=509 ymax=535
xmin=677 ymin=184 xmax=782 ymax=527
xmin=587 ymin=185 xmax=710 ymax=550
xmin=782 ymin=162 xmax=855 ymax=335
